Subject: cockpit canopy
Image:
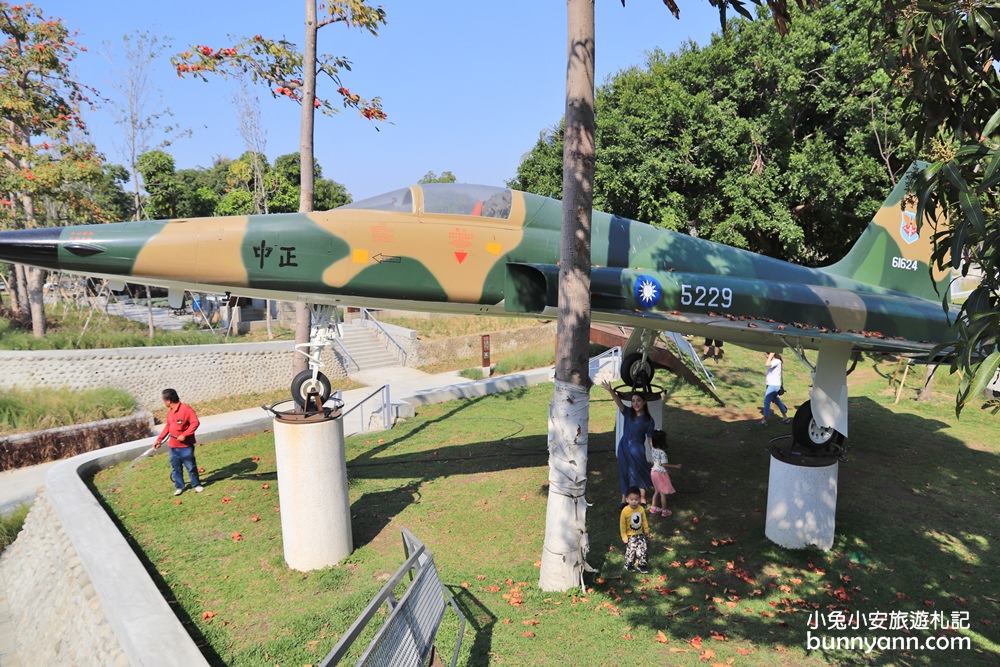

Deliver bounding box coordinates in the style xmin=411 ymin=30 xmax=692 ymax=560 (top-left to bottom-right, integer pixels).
xmin=341 ymin=184 xmax=513 ymax=220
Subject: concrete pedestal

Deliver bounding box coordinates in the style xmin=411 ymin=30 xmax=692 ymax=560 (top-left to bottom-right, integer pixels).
xmin=273 ymin=415 xmax=353 ymax=570
xmin=765 ymin=453 xmax=838 ymax=551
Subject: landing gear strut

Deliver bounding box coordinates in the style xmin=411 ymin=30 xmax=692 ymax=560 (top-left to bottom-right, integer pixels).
xmin=291 ymin=304 xmax=341 ymax=408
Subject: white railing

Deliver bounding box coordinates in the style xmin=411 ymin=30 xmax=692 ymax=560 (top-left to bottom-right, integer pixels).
xmin=359 ymin=308 xmax=408 ymax=365
xmin=341 ymin=384 xmax=393 ymax=433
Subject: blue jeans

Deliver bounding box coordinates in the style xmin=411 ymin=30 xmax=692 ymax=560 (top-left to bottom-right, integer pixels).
xmin=763 ymin=385 xmax=787 ymax=420
xmin=169 ymin=446 xmax=201 ymax=490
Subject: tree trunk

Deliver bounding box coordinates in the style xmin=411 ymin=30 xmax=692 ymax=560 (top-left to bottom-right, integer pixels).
xmin=292 ymin=0 xmax=320 ymax=376
xmin=146 ymin=284 xmax=155 ymax=339
xmin=10 ymin=264 xmax=28 ymax=326
xmin=27 ymin=266 xmax=46 ymax=338
xmin=918 ymin=364 xmax=938 ymax=402
xmin=20 ymin=191 xmax=46 ymax=338
xmin=539 ymin=0 xmax=596 ymax=593
xmin=265 ymin=298 xmax=273 ymax=340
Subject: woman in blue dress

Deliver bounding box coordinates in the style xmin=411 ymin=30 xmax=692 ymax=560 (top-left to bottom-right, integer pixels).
xmin=602 ymin=380 xmax=655 ymax=506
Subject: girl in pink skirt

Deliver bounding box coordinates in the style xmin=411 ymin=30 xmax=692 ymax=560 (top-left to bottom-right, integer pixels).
xmin=649 ymin=432 xmax=682 ymax=517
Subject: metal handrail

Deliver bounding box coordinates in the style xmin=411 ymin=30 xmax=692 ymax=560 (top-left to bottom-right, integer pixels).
xmin=589 ymin=345 xmax=622 ymax=381
xmin=360 ymin=307 xmax=407 ymax=365
xmin=330 ymin=337 xmax=360 ymax=373
xmin=341 ymin=384 xmax=392 ymax=432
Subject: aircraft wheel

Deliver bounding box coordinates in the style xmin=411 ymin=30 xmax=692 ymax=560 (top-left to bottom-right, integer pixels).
xmin=792 ymin=400 xmax=845 ymax=450
xmin=621 ymin=352 xmax=654 ymax=387
xmin=291 ymin=370 xmax=332 ymax=408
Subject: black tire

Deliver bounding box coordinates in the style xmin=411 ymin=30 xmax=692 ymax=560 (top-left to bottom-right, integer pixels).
xmin=291 ymin=370 xmax=332 ymax=408
xmin=792 ymin=400 xmax=846 ymax=450
xmin=621 ymin=352 xmax=654 ymax=387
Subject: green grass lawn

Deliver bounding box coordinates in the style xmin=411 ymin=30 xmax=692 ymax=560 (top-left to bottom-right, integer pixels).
xmin=91 ymin=344 xmax=1000 ymax=666
xmin=0 ymin=386 xmax=136 ymax=436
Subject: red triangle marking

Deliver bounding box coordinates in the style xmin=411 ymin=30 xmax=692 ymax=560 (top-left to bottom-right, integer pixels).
xmin=454 ymin=251 xmax=468 ymax=264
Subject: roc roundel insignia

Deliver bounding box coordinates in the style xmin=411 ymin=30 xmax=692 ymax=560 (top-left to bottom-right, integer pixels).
xmin=634 ymin=275 xmax=661 ymax=310
xmin=900 ymin=211 xmax=919 ymax=245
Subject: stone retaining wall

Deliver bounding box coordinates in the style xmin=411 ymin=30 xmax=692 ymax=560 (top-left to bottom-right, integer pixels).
xmin=0 ymin=343 xmax=347 ymax=410
xmin=0 ymin=325 xmax=552 ymax=411
xmin=0 ymin=492 xmax=129 ymax=666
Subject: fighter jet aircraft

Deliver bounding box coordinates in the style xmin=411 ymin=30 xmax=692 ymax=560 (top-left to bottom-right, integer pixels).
xmin=0 ymin=163 xmax=957 ymax=448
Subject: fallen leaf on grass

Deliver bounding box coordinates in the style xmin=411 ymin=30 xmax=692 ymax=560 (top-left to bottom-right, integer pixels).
xmin=173 ymin=500 xmax=181 ymax=505
xmin=655 ymin=630 xmax=668 ymax=643
xmin=202 ymin=611 xmax=216 ymax=620
xmin=486 ymin=585 xmax=501 ymax=592
xmin=461 ymin=582 xmax=470 ymax=589
xmin=222 ymin=497 xmax=231 ymax=503
xmin=737 ymin=647 xmax=752 ymax=655
xmin=252 ymin=456 xmax=259 ymax=461
xmin=522 ymin=632 xmax=535 ymax=638
xmin=261 ymin=483 xmax=269 ymax=489
xmin=523 ymin=619 xmax=540 ymax=626
xmin=689 ymin=636 xmax=703 ymax=649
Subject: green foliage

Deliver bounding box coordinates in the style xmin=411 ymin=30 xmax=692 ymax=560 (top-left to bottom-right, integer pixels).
xmin=0 ymin=2 xmax=116 ymax=227
xmin=214 ymin=189 xmax=255 ymax=217
xmin=133 ymin=149 xmax=351 ymax=218
xmin=0 ymin=386 xmax=136 ymax=435
xmin=514 ymin=1 xmax=912 ymax=265
xmin=0 ymin=504 xmax=29 ymax=552
xmin=880 ymin=1 xmax=1000 ymax=414
xmin=136 ymin=149 xmax=179 ymax=219
xmin=0 ymin=306 xmax=223 ymax=349
xmin=417 ymin=170 xmax=457 ymax=184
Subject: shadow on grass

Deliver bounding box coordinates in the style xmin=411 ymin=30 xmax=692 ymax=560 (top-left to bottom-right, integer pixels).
xmin=199 ymin=456 xmax=262 ymax=486
xmin=351 ymin=485 xmax=424 ymax=548
xmin=449 ymin=586 xmax=497 ymax=665
xmin=575 ymin=395 xmax=999 ymax=666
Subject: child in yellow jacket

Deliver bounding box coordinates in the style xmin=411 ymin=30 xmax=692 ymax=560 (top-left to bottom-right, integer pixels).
xmin=619 ymin=486 xmax=650 ymax=573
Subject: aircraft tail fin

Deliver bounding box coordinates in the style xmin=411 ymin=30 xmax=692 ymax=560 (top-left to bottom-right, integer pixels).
xmin=822 ymin=162 xmax=949 ymax=302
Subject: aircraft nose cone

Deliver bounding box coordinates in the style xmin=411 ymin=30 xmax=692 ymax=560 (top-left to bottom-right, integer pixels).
xmin=0 ymin=227 xmax=61 ymax=268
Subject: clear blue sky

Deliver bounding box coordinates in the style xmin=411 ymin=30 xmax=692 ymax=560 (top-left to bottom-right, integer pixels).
xmin=42 ymin=1 xmax=722 ymax=202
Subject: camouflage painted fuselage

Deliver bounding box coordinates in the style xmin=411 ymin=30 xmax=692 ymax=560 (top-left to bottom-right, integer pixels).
xmin=0 ymin=169 xmax=957 ymax=355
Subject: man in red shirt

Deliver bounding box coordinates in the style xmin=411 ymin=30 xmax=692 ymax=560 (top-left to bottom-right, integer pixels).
xmin=153 ymin=388 xmax=203 ymax=496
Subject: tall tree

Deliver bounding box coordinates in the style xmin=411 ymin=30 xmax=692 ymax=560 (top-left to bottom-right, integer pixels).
xmin=174 ymin=0 xmax=387 ymax=375
xmin=539 ymin=0 xmax=820 ymax=592
xmin=0 ymin=1 xmax=104 ymax=337
xmin=103 ymin=31 xmax=189 ymax=221
xmin=135 ymin=149 xmax=179 ymax=219
xmin=515 ymin=1 xmax=908 ymax=266
xmin=879 ymin=1 xmax=1000 ymax=413
xmin=232 ymin=70 xmax=271 ymax=215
